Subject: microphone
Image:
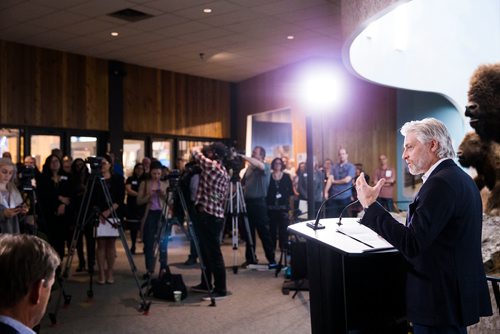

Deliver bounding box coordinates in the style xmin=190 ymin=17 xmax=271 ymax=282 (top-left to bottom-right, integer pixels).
xmin=307 ymin=185 xmax=355 ymax=230
xmin=337 ymin=200 xmax=359 ymax=226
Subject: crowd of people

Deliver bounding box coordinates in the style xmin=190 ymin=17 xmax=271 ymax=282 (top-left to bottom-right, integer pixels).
xmin=0 ymin=144 xmax=397 ymax=301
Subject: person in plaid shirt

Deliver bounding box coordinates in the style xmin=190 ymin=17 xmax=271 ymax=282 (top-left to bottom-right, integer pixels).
xmin=190 ymin=143 xmax=230 ymax=300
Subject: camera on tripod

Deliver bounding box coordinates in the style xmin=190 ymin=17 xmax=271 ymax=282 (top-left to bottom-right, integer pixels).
xmin=19 ymin=166 xmax=35 ymax=191
xmin=165 ymin=169 xmax=181 ymax=188
xmin=224 ymin=147 xmax=245 ymax=176
xmin=85 ymin=156 xmax=104 ymax=174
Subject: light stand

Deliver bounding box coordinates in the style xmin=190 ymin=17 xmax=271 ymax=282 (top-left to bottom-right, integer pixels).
xmin=306 ymin=115 xmax=315 ymax=221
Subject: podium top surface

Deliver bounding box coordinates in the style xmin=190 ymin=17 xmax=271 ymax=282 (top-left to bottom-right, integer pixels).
xmin=288 ymin=218 xmax=397 ymax=255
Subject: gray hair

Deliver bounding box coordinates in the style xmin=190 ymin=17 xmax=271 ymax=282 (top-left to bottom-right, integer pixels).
xmin=400 ymin=118 xmax=455 ymax=159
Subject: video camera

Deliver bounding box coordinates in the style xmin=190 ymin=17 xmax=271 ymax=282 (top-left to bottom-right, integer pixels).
xmin=85 ymin=156 xmax=104 ymax=174
xmin=19 ymin=166 xmax=36 ymax=191
xmin=224 ymin=147 xmax=245 ymax=176
xmin=165 ymin=169 xmax=181 ymax=188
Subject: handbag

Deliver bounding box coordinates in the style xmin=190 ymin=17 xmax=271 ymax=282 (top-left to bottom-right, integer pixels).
xmin=96 ymin=217 xmax=120 ymax=237
xmin=147 ymin=267 xmax=188 ymax=301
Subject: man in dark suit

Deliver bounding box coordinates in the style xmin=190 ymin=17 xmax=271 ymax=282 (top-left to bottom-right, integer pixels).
xmin=0 ymin=234 xmax=60 ymax=333
xmin=355 ymin=118 xmax=492 ymax=334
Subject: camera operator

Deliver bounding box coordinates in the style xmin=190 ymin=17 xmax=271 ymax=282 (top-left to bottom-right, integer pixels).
xmin=137 ymin=161 xmax=168 ymax=278
xmin=0 ymin=158 xmax=28 ymax=234
xmin=190 ymin=143 xmax=230 ymax=300
xmin=240 ymin=146 xmax=277 ymax=268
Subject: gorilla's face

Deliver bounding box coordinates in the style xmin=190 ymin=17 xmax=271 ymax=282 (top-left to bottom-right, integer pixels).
xmin=465 ymin=102 xmax=500 ymax=142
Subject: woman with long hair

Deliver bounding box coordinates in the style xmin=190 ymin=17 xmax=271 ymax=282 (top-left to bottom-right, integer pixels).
xmin=0 ymin=158 xmax=27 ymax=233
xmin=37 ymin=154 xmax=70 ymax=259
xmin=266 ymin=157 xmax=294 ymax=252
xmin=125 ymin=163 xmax=145 ymax=254
xmin=137 ymin=161 xmax=168 ymax=277
xmin=93 ymin=154 xmax=125 ymax=284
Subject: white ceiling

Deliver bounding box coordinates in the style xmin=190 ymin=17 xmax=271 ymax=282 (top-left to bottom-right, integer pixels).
xmin=0 ymin=0 xmax=344 ymax=82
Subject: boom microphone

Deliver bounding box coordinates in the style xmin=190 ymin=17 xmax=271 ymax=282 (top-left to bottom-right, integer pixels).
xmin=307 ymin=185 xmax=355 ymax=230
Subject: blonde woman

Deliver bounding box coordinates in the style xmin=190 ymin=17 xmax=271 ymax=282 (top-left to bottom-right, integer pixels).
xmin=0 ymin=158 xmax=27 ymax=233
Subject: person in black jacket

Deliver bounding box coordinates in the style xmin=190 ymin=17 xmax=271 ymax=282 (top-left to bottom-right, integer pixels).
xmin=266 ymin=157 xmax=293 ymax=252
xmin=356 ymin=118 xmax=492 ymax=333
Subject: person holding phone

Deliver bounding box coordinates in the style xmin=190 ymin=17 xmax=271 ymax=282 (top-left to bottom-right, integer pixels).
xmin=0 ymin=158 xmax=28 ymax=234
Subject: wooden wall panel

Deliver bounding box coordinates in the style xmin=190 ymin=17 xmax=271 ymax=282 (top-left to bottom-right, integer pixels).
xmin=0 ymin=40 xmax=108 ymax=130
xmin=123 ymin=64 xmax=231 ymax=138
xmin=236 ymin=59 xmax=398 ymax=182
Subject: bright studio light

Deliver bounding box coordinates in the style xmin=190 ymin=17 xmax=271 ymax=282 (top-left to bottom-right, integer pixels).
xmin=299 ymin=65 xmax=342 ymax=112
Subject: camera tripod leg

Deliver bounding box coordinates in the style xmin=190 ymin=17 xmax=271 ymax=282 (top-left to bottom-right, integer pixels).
xmin=231 ymin=214 xmax=239 ymax=274
xmin=175 ymin=187 xmax=216 ymax=306
xmin=116 ymin=224 xmax=152 ymax=314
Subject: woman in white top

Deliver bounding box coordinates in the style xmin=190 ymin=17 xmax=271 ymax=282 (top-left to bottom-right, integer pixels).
xmin=0 ymin=158 xmax=27 ymax=233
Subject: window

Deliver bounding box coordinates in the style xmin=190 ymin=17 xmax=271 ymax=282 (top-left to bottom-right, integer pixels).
xmin=30 ymin=135 xmax=61 ymax=168
xmin=123 ymin=139 xmax=145 ymax=177
xmin=0 ymin=128 xmax=19 ymax=163
xmin=71 ymin=136 xmax=97 ymax=160
xmin=152 ymin=139 xmax=173 ymax=168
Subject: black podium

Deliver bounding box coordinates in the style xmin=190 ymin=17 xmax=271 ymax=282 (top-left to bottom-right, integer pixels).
xmin=288 ymin=218 xmax=407 ymax=334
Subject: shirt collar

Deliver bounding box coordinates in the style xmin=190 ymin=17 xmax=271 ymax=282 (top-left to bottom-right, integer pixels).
xmin=421 ymin=158 xmax=447 ymax=183
xmin=0 ymin=315 xmax=36 ymax=334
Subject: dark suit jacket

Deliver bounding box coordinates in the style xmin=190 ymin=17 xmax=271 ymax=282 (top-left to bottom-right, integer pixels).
xmin=361 ymin=159 xmax=492 ymax=326
xmin=0 ymin=321 xmax=29 ymax=334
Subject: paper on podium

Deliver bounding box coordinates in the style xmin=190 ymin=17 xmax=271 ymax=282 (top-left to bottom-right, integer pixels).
xmin=336 ymin=221 xmax=395 ymax=252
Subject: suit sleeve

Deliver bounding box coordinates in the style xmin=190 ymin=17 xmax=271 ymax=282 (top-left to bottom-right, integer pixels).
xmin=361 ymin=176 xmax=456 ymax=258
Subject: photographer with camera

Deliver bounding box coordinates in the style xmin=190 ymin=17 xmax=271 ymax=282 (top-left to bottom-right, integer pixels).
xmin=190 ymin=143 xmax=230 ymax=300
xmin=240 ymin=146 xmax=277 ymax=269
xmin=137 ymin=161 xmax=169 ymax=278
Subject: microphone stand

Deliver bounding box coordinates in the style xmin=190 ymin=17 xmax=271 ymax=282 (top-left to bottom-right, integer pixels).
xmin=337 ymin=200 xmax=360 ymax=226
xmin=307 ymin=185 xmax=355 ymax=230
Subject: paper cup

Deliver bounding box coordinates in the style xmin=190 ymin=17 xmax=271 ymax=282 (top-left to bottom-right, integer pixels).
xmin=173 ymin=290 xmax=182 ymax=302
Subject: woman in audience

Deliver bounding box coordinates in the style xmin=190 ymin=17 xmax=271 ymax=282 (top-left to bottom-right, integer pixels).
xmin=0 ymin=158 xmax=27 ymax=233
xmin=37 ymin=154 xmax=71 ymax=259
xmin=93 ymin=154 xmax=125 ymax=284
xmin=125 ymin=163 xmax=145 ymax=254
xmin=266 ymin=157 xmax=294 ymax=252
xmin=137 ymin=161 xmax=169 ymax=278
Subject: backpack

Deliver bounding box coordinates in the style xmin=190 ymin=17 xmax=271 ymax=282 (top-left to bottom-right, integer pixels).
xmin=147 ymin=268 xmax=188 ymax=301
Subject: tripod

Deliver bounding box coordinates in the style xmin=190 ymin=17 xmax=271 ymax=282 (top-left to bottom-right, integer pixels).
xmin=226 ymin=176 xmax=256 ymax=274
xmin=49 ymin=168 xmax=151 ymax=325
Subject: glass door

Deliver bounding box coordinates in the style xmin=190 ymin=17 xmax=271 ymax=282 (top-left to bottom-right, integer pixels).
xmin=30 ymin=135 xmax=61 ymax=168
xmin=123 ymin=139 xmax=145 ymax=177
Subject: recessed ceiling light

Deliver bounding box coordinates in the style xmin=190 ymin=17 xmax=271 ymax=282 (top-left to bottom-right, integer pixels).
xmin=203 ymin=8 xmax=212 ymax=13
xmin=287 ymin=35 xmax=294 ymax=40
xmin=111 ymin=32 xmax=119 ymax=37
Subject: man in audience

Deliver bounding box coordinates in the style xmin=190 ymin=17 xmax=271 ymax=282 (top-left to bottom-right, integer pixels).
xmin=240 ymin=146 xmax=277 ymax=269
xmin=373 ymin=154 xmax=396 ymax=211
xmin=0 ymin=234 xmax=60 ymax=333
xmin=324 ymin=147 xmax=356 ymax=217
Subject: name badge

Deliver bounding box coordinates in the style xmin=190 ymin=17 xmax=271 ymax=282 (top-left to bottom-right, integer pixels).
xmin=385 ymin=170 xmax=392 ymax=177
xmin=132 ymin=181 xmax=138 ymax=185
xmin=276 ymin=193 xmax=282 ymax=199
